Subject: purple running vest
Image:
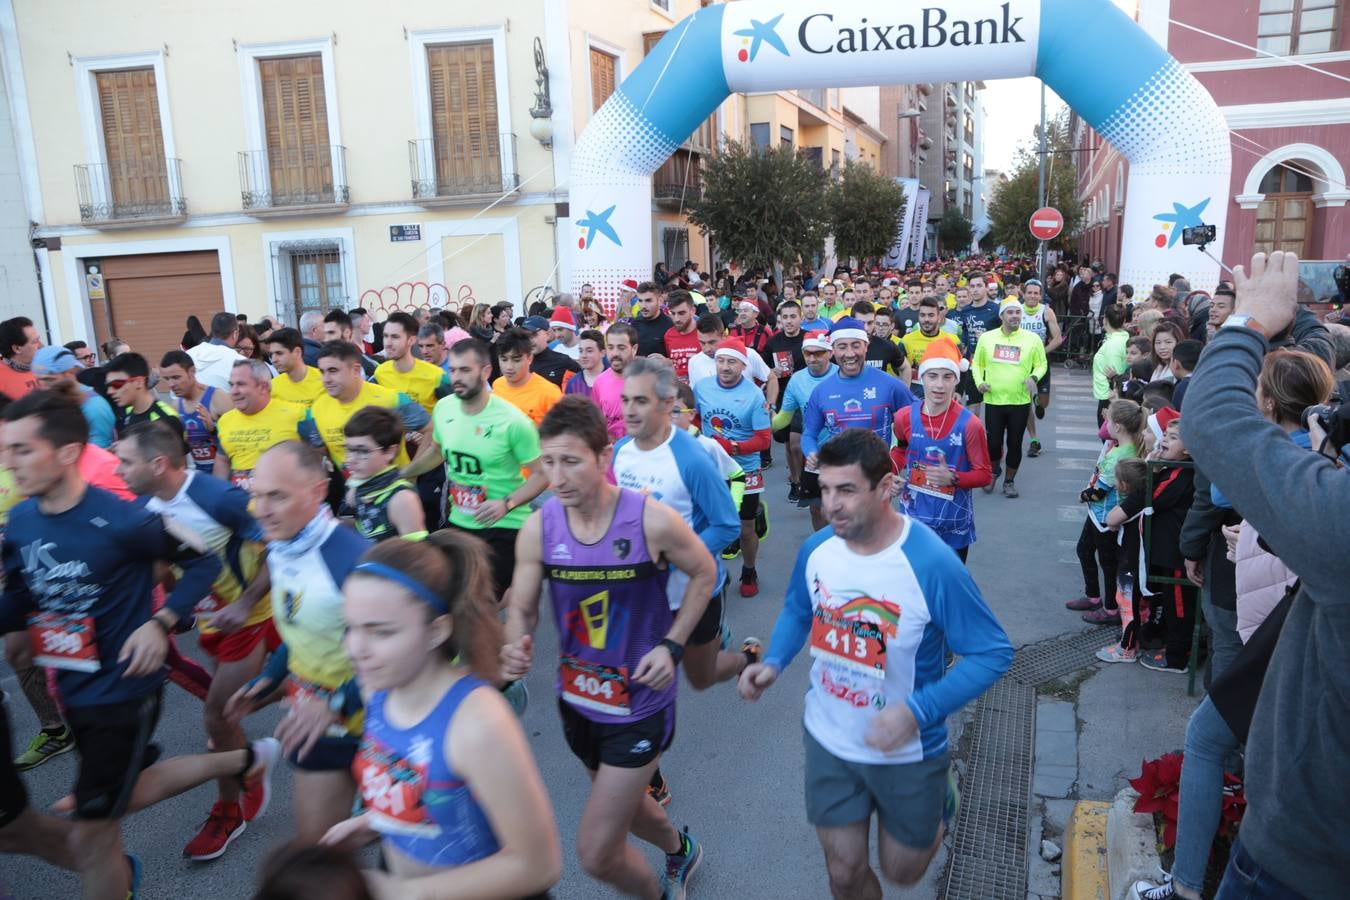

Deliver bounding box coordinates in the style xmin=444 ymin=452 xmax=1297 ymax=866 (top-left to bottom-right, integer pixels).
xmin=541 ymin=488 xmax=674 ymax=724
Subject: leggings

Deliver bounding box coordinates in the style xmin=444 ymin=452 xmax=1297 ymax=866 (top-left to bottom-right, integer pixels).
xmin=984 ymin=403 xmax=1030 ymax=472
xmin=1076 ymin=517 xmax=1120 ymax=607
xmin=1151 ymin=564 xmax=1199 ymax=667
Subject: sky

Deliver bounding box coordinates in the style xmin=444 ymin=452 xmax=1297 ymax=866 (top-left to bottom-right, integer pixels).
xmin=979 ymin=78 xmax=1066 ymax=175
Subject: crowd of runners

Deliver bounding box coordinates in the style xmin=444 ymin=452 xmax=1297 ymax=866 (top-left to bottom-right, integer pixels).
xmin=0 ymin=255 xmax=1116 ymax=899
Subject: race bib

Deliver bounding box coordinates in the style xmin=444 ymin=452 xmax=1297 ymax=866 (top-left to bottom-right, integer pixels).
xmin=560 ymin=655 xmax=631 ymax=716
xmin=28 ymin=612 xmax=99 ymax=672
xmin=231 ymin=470 xmax=253 ymax=491
xmin=907 ymin=465 xmax=956 ymax=501
xmin=809 ymin=606 xmax=888 ymax=679
xmin=744 ymin=471 xmax=764 ymax=493
xmin=190 ymin=443 xmax=217 ymax=463
xmin=993 ymin=344 xmax=1022 ymax=363
xmin=773 ymin=351 xmax=793 ymax=376
xmin=285 ymin=676 xmax=350 ymax=737
xmin=449 ymin=482 xmax=486 ymax=510
xmin=353 ymin=740 xmax=438 ymax=837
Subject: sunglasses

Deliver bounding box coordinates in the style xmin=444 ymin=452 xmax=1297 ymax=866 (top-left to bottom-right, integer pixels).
xmin=105 ymin=377 xmax=139 ymax=390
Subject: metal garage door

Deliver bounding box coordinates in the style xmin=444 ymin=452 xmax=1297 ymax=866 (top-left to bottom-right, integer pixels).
xmin=96 ymin=251 xmax=225 ymax=357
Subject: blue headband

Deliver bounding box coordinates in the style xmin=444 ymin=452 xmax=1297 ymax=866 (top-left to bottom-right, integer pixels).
xmin=350 ymin=562 xmax=448 ymax=615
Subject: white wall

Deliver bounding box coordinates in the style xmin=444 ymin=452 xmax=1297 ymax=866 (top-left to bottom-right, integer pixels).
xmin=0 ymin=61 xmax=41 ymax=323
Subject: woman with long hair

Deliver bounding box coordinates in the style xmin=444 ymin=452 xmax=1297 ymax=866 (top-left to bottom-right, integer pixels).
xmin=1149 ymin=320 xmax=1187 ymax=382
xmin=468 ymin=303 xmax=494 ymax=343
xmin=322 ymin=531 xmax=561 ymax=899
xmin=182 ymin=315 xmax=207 ymax=350
xmin=578 ymin=298 xmax=611 ymax=334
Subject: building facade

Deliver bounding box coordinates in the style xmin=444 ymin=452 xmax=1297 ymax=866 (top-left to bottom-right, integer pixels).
xmin=918 ymin=80 xmax=986 ymax=255
xmin=1077 ymin=0 xmax=1349 ymax=278
xmin=0 ymin=0 xmax=729 ymax=350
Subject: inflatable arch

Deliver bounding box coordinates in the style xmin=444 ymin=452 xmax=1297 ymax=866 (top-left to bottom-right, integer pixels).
xmin=567 ymin=0 xmax=1230 ymax=302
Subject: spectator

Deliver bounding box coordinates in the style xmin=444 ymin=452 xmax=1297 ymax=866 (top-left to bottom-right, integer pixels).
xmin=578 ymin=298 xmax=611 ymax=335
xmin=298 ymin=310 xmax=325 ymax=366
xmin=628 ymin=282 xmax=673 ymax=357
xmin=1178 ymin=290 xmax=1211 ymax=343
xmin=0 ymin=315 xmax=42 ymax=398
xmin=32 ymin=345 xmax=115 ymax=448
xmin=185 ymin=311 xmax=245 ymax=391
xmin=1134 ymin=308 xmax=1163 ymax=340
xmin=1208 ymin=284 xmax=1235 ymax=337
xmin=1149 ymin=320 xmax=1187 ymax=383
xmin=1069 ymin=264 xmax=1095 ymax=316
xmin=1169 ymin=339 xmax=1203 ymax=410
xmin=181 ymin=315 xmax=207 ymax=350
xmin=1093 ymin=304 xmax=1130 ymax=426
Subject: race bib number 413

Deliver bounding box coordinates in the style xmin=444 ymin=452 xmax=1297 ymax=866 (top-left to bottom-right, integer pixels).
xmin=809 ymin=607 xmax=890 ymax=679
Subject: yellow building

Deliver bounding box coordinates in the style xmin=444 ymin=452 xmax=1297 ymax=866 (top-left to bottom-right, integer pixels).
xmin=1 ymin=0 xmax=729 ymax=351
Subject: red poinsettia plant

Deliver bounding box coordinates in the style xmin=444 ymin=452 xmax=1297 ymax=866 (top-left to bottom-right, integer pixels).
xmin=1129 ymin=753 xmax=1246 ymax=849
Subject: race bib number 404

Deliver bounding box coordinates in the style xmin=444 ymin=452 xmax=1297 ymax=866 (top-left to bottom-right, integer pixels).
xmin=28 ymin=612 xmax=99 ymax=672
xmin=560 ymin=655 xmax=631 ymax=716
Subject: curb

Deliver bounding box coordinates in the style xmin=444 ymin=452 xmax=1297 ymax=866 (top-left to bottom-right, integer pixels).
xmin=1107 ymin=787 xmax=1162 ymax=900
xmin=1062 ymin=800 xmax=1109 ymax=899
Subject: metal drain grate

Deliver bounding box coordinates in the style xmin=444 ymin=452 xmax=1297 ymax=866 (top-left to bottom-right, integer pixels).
xmin=944 ymin=627 xmax=1113 ymax=899
xmin=1008 ymin=625 xmax=1117 ymax=686
xmin=944 ymin=676 xmax=1036 ymax=900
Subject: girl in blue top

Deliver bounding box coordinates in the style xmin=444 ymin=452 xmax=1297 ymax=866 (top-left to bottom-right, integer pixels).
xmin=322 ymin=531 xmax=561 ymax=898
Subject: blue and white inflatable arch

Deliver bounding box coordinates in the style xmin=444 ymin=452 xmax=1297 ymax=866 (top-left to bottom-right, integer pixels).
xmin=568 ymin=0 xmax=1230 ymax=302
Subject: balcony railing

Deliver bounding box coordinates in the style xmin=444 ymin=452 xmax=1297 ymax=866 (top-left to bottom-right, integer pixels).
xmin=409 ymin=134 xmax=518 ymax=202
xmin=238 ymin=145 xmax=349 ymax=212
xmin=653 ymin=149 xmax=702 ymax=205
xmin=75 ymin=159 xmax=185 ymax=225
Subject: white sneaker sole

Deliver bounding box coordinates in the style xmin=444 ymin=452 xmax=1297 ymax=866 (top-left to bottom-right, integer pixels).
xmin=186 ymin=820 xmax=246 ymax=861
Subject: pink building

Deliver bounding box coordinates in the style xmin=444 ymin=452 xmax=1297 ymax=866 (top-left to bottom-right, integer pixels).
xmin=1077 ymin=0 xmax=1349 ymax=282
xmin=880 ymin=84 xmax=927 ymax=180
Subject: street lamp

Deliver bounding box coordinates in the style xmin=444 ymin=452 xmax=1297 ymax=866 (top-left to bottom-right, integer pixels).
xmin=895 ymin=107 xmax=920 ymax=177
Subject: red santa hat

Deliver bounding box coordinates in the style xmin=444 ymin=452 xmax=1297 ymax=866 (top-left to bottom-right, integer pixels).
xmin=917 ymin=339 xmax=969 ymax=377
xmin=713 ymin=338 xmax=750 ymax=367
xmin=549 ymin=307 xmax=577 ymax=331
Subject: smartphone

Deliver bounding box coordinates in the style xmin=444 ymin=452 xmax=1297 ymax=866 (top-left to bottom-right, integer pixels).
xmin=1182 ymin=224 xmax=1217 ymax=246
xmin=1296 ymin=261 xmax=1348 ymax=304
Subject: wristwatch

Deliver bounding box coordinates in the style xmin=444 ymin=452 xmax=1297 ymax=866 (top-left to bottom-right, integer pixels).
xmin=1220 ymin=314 xmax=1268 ymax=337
xmin=659 ymin=638 xmax=685 ymax=665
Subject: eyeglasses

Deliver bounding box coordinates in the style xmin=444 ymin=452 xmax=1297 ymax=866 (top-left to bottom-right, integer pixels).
xmin=343 ymin=445 xmax=390 ymax=459
xmin=74 ymin=353 xmax=94 ymax=364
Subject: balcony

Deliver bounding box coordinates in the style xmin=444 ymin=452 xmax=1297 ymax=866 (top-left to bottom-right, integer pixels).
xmin=798 ymin=88 xmax=828 ymax=110
xmin=409 ymin=134 xmax=519 ymax=206
xmin=653 ymin=149 xmax=702 ymax=206
xmin=75 ymin=159 xmax=186 ymax=228
xmin=917 ymin=83 xmax=932 ymax=96
xmin=238 ymin=145 xmax=349 ymax=217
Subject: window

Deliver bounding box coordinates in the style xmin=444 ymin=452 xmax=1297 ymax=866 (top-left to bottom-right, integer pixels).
xmin=279 ymin=243 xmax=347 ymax=322
xmin=801 ymin=146 xmax=823 ymax=169
xmin=590 ymin=47 xmax=617 ymax=112
xmin=964 ymin=112 xmax=975 ymax=145
xmin=95 ymin=68 xmax=169 ymax=212
xmin=426 ymin=42 xmax=502 ymax=194
xmin=651 ymin=0 xmax=672 ymax=10
xmin=750 ymin=122 xmax=770 ymax=151
xmin=661 ymin=226 xmax=689 ymax=268
xmin=1258 ymin=0 xmax=1339 ymax=55
xmin=780 ymin=125 xmax=794 ymax=150
xmin=963 ymin=151 xmax=975 ymax=183
xmin=258 ymin=55 xmax=335 ymax=205
xmin=1255 ymin=164 xmax=1314 ymax=255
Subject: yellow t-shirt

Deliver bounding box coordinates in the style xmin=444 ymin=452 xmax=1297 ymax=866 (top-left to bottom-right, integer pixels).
xmin=271 ymin=366 xmax=325 ymax=408
xmin=373 ymin=358 xmax=449 ymax=414
xmin=900 ymin=330 xmax=961 ymax=374
xmin=216 ymin=400 xmax=307 ymax=489
xmin=0 ymin=466 xmax=19 ymax=532
xmin=309 ymin=382 xmax=410 ymax=468
xmin=490 ymin=373 xmax=562 ymax=427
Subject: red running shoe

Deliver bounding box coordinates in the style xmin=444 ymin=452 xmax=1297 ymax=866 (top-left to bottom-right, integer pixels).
xmin=183 ymin=802 xmax=245 ymax=861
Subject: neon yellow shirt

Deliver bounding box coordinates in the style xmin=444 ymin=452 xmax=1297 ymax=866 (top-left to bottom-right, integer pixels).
xmin=216 ymin=400 xmax=307 ymax=489
xmin=373 ymin=358 xmax=450 ymax=414
xmin=971 ymin=328 xmax=1049 ymax=406
xmin=900 ymin=329 xmax=960 ymax=370
xmin=308 ymin=382 xmax=413 ymax=469
xmin=271 ymin=366 xmax=324 ymax=408
xmin=432 ymin=394 xmax=541 ymax=531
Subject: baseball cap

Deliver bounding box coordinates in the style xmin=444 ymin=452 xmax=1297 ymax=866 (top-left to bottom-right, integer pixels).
xmin=521 ymin=316 xmax=551 ymax=332
xmin=32 ymin=346 xmax=80 ymax=375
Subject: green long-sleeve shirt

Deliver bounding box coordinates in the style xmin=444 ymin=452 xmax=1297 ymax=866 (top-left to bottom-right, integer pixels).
xmin=971 ymin=328 xmax=1048 ymax=406
xmin=1092 ymin=330 xmax=1129 ymax=401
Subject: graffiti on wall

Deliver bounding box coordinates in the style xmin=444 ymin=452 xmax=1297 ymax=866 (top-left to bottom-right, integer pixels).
xmin=357 ymin=281 xmax=478 ymax=319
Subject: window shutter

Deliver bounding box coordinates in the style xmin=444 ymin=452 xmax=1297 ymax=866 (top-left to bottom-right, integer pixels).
xmin=259 ymin=55 xmax=331 ymax=203
xmin=590 ymin=47 xmax=616 ymax=112
xmin=96 ymin=68 xmax=166 ymax=207
xmin=427 ymin=42 xmax=500 ymax=193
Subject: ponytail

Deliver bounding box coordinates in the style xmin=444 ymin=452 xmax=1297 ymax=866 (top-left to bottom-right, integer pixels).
xmin=1107 ymin=399 xmax=1147 ymax=456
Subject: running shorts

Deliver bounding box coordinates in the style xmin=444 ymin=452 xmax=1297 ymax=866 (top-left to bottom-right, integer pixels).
xmin=198 ymin=618 xmax=281 ymax=664
xmin=688 ymin=586 xmax=726 ymax=647
xmin=67 ymin=689 xmax=163 ymax=820
xmin=558 ymin=700 xmax=674 ymax=771
xmin=1036 ymin=367 xmax=1051 ymax=397
xmin=0 ymin=702 xmax=28 ymax=828
xmin=449 ymin=524 xmax=518 ymax=600
xmin=288 ymin=735 xmax=359 ymax=773
xmin=959 ymin=371 xmax=982 ymax=406
xmin=797 ymin=471 xmax=822 ymax=508
xmin=738 ymin=492 xmax=762 ymax=522
xmin=803 ymin=728 xmax=949 ymax=850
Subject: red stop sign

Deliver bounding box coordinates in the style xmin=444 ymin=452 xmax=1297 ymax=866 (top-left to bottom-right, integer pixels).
xmin=1029 ymin=207 xmax=1064 ymax=241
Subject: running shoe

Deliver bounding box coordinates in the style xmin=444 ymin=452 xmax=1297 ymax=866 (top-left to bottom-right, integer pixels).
xmin=647 ymin=770 xmax=673 ymax=808
xmin=739 ymin=567 xmax=759 ymax=598
xmin=183 ymin=801 xmax=246 ymax=860
xmin=661 ymin=827 xmax=703 ymax=900
xmin=1132 ymin=878 xmax=1177 ymax=900
xmin=740 ymin=636 xmax=763 ymax=667
xmin=943 ymin=768 xmax=961 ymax=828
xmin=984 ymin=465 xmax=1001 ymax=494
xmin=788 ymin=482 xmax=800 ymax=504
xmin=721 ymin=538 xmax=741 ymax=560
xmin=125 ymin=853 xmax=142 ymax=900
xmin=1065 ymin=595 xmax=1100 ymax=611
xmin=240 ymin=737 xmax=281 ymax=822
xmin=1003 ymin=480 xmax=1019 ymax=498
xmin=1082 ymin=606 xmax=1121 ymax=625
xmin=1138 ymin=651 xmax=1187 ymax=675
xmin=754 ymin=503 xmax=770 ymax=540
xmin=1035 ymin=404 xmax=1046 ymax=421
xmin=1028 ymin=439 xmax=1042 ymax=457
xmin=13 ymin=726 xmax=74 ymax=771
xmin=1095 ymin=644 xmax=1136 ymax=663
xmin=503 ymin=679 xmax=530 ymax=717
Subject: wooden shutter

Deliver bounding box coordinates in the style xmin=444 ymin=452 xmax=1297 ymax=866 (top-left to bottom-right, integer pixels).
xmin=96 ymin=68 xmax=167 ymax=209
xmin=590 ymin=47 xmax=616 ymax=112
xmin=427 ymin=42 xmax=501 ymax=193
xmin=258 ymin=55 xmax=332 ymax=203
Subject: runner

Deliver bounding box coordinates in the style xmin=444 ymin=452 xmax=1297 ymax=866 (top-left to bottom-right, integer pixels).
xmin=159 ymin=350 xmax=233 ymax=477
xmin=114 ymin=421 xmax=278 ymax=861
xmin=854 ymin=303 xmax=909 ymax=380
xmin=492 ymin=328 xmax=564 ymax=427
xmin=694 ymin=338 xmax=772 ymax=598
xmin=105 ymin=352 xmax=186 ymax=444
xmin=662 ymin=291 xmax=702 ymax=381
xmin=564 ymin=329 xmax=607 ymax=400
xmin=403 ymin=338 xmax=548 ymax=598
xmin=630 ymin=282 xmax=674 ymax=357
xmin=341 ymin=407 xmax=426 ymax=542
xmin=892 ymin=342 xmax=993 ymax=563
xmin=319 ymin=531 xmax=562 ymax=898
xmin=549 ymin=307 xmax=582 ymax=361
xmin=417 ymin=322 xmax=452 ymax=374
xmin=739 ymin=428 xmax=1013 ymax=898
xmin=263 ymin=328 xmax=326 ymax=409
xmin=800 ymin=292 xmax=829 ymax=333
xmin=225 ymin=441 xmax=371 ymax=844
xmin=500 ymin=397 xmax=714 ymax=900
xmin=32 ymin=346 xmax=115 ymax=449
xmin=591 ymin=323 xmax=640 ymax=441
xmin=1018 ymin=280 xmax=1064 ymax=458
xmin=0 ymin=315 xmax=41 ymax=398
xmin=306 ymin=341 xmax=431 ymax=473
xmin=775 ymin=331 xmax=838 ymax=532
xmin=0 ymin=391 xmax=280 ymax=899
xmin=519 ymin=317 xmax=580 ymax=389
xmin=762 ymin=300 xmax=807 ymax=498
xmin=215 ymin=360 xmax=308 ymax=491
xmin=900 ymin=299 xmax=961 ymax=398
xmin=688 ymin=316 xmax=774 ymax=404
xmin=614 ymin=357 xmax=756 ymax=692
xmin=971 ymin=300 xmax=1049 ymax=499
xmin=949 ymin=272 xmax=1003 ymax=407
xmin=320 ymin=310 xmax=377 ymax=377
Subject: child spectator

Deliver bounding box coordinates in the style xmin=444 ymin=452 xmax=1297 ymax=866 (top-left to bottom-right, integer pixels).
xmin=1169 ymin=339 xmax=1203 ymax=410
xmin=1096 ymin=456 xmax=1150 ymax=662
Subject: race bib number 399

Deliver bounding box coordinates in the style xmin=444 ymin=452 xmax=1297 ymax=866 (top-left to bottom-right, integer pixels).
xmin=28 ymin=612 xmax=99 ymax=672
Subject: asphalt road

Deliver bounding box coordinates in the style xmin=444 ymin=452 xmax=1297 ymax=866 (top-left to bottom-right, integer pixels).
xmin=3 ymin=370 xmax=1114 ymax=900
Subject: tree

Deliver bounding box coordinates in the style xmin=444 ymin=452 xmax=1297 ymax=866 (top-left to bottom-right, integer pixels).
xmin=829 ymin=160 xmax=907 ymax=267
xmin=988 ymin=110 xmax=1083 ymax=254
xmin=938 ymin=208 xmax=974 ymax=254
xmin=686 ymin=141 xmax=831 ymax=270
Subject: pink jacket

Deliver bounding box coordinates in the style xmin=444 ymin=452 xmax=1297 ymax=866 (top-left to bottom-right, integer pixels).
xmin=1232 ymin=523 xmax=1297 ymax=644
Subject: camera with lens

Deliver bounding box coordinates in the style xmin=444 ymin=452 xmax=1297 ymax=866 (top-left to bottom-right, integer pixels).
xmin=1302 ymin=396 xmax=1350 ymax=454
